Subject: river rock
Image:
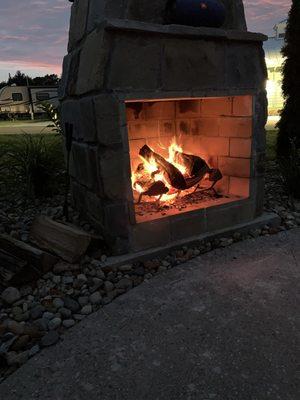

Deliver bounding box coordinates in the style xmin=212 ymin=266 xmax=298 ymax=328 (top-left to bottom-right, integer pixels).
xmin=41 ymin=331 xmax=60 ymax=347
xmin=1 ymin=287 xmax=21 ymax=305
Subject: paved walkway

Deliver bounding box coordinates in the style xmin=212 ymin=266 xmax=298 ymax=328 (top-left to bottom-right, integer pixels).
xmin=1 ymin=229 xmax=299 ymax=400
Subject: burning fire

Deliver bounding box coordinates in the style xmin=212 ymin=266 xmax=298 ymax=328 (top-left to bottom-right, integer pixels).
xmin=132 ymin=138 xmax=194 ymax=203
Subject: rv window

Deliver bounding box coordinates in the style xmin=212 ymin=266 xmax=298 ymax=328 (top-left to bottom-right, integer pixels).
xmin=36 ymin=92 xmax=50 ymax=101
xmin=12 ymin=93 xmax=23 ymax=102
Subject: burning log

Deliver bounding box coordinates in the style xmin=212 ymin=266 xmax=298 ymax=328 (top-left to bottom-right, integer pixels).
xmin=135 ymin=145 xmax=223 ymax=202
xmin=138 ymin=181 xmax=169 ymax=203
xmin=139 ymin=145 xmax=187 ymax=190
xmin=174 ymin=151 xmax=223 ymax=191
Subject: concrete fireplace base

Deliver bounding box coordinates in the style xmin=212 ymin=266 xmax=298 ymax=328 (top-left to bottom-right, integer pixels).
xmin=100 ymin=212 xmax=280 ymax=268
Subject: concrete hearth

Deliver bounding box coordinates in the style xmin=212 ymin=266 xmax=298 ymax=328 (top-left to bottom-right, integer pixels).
xmin=60 ymin=1 xmax=267 ymax=254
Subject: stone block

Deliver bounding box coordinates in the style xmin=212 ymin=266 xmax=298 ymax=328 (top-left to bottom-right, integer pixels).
xmin=94 ymin=95 xmax=123 ymax=145
xmin=230 ymin=138 xmax=252 ymax=158
xmin=69 ymin=143 xmax=99 ymax=190
xmin=233 ymin=95 xmax=253 ymax=116
xmin=59 ymin=54 xmax=71 ymax=99
xmin=66 ymin=50 xmax=81 ymax=96
xmin=252 ymin=152 xmax=265 ymax=177
xmin=108 ymin=35 xmax=161 ymax=91
xmin=131 ymin=219 xmax=171 ymax=252
xmin=87 ymin=0 xmax=126 ymax=32
xmin=253 ymin=91 xmax=268 ymax=153
xmin=206 ymin=200 xmax=255 ymax=232
xmin=70 ymin=179 xmax=87 ymax=215
xmin=162 ymin=39 xmax=226 ymax=91
xmin=104 ymin=202 xmax=130 ymax=237
xmin=176 ymin=100 xmax=201 ymax=118
xmin=170 ymin=210 xmax=206 ymax=241
xmin=126 ymin=0 xmax=167 ymax=23
xmin=71 ymin=181 xmax=105 ymax=228
xmin=219 ymin=157 xmax=251 ymax=178
xmin=229 ymin=177 xmax=250 ymax=198
xmin=68 ymin=0 xmax=89 ymax=51
xmin=220 ymin=117 xmax=252 ymax=138
xmin=61 ymin=100 xmax=82 ymax=141
xmin=98 ymin=148 xmax=130 ymax=200
xmin=129 ymin=139 xmax=146 ymax=159
xmin=76 ymin=29 xmax=108 ymax=95
xmin=79 ymin=97 xmax=97 ymax=142
xmin=201 ymin=97 xmax=232 ymax=116
xmin=226 ymin=43 xmax=266 ymax=89
xmin=84 ymin=190 xmax=105 ymax=225
xmin=252 ymin=177 xmax=265 ymax=216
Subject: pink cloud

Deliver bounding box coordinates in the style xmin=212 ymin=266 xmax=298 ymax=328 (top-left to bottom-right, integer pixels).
xmin=0 ymin=0 xmax=293 ymax=81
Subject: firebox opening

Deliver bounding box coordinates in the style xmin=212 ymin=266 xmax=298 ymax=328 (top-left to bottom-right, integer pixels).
xmin=126 ymin=96 xmax=253 ymax=224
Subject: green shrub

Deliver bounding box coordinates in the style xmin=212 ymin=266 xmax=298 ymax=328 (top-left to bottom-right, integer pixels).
xmin=3 ymin=134 xmax=64 ymax=198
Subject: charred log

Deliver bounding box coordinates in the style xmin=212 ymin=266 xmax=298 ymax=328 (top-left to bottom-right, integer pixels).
xmin=139 ymin=145 xmax=187 ymax=190
xmin=138 ymin=180 xmax=169 ymax=203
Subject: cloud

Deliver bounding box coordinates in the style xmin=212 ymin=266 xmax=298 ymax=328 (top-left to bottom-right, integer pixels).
xmin=244 ymin=0 xmax=291 ymax=33
xmin=0 ymin=0 xmax=293 ymax=82
xmin=0 ymin=0 xmax=69 ymax=80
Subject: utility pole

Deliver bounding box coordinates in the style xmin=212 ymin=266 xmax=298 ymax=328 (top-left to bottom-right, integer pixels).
xmin=26 ymin=76 xmax=34 ymax=120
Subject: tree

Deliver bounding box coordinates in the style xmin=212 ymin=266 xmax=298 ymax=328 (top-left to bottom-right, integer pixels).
xmin=7 ymin=70 xmax=29 ymax=86
xmin=277 ymin=1 xmax=300 ymax=157
xmin=31 ymin=74 xmax=60 ymax=86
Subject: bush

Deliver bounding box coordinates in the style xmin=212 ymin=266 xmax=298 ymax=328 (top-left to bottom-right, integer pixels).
xmin=2 ymin=134 xmax=64 ymax=199
xmin=278 ymin=140 xmax=300 ymax=200
xmin=276 ymin=1 xmax=300 ymax=157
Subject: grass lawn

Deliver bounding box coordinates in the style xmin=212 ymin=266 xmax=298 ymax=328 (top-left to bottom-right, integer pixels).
xmin=0 ymin=132 xmax=63 ymax=154
xmin=0 ymin=129 xmax=278 ymax=164
xmin=0 ymin=119 xmax=49 ymax=126
xmin=266 ymin=129 xmax=278 ymax=161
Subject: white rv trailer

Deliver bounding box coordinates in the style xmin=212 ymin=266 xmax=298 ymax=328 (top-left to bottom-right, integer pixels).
xmin=0 ymin=85 xmax=59 ymax=118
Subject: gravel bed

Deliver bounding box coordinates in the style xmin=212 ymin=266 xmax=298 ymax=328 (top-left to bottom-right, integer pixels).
xmin=0 ymin=160 xmax=299 ymax=381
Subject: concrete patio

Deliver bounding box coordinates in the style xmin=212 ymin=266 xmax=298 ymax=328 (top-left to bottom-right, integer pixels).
xmin=1 ymin=228 xmax=299 ymax=400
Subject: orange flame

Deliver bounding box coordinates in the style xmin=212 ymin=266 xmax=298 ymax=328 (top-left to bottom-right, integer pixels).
xmin=131 ymin=137 xmax=191 ymax=203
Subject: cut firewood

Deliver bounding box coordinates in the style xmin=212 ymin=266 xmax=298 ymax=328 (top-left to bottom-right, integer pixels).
xmin=138 ymin=180 xmax=169 ymax=203
xmin=0 ymin=250 xmax=27 ymax=286
xmin=139 ymin=145 xmax=187 ymax=190
xmin=174 ymin=151 xmax=210 ymax=177
xmin=30 ymin=216 xmax=99 ymax=263
xmin=0 ymin=234 xmax=58 ymax=273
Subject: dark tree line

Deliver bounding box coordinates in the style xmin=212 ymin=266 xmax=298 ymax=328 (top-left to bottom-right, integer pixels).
xmin=277 ymin=0 xmax=300 ymax=156
xmin=0 ymin=70 xmax=60 ymax=90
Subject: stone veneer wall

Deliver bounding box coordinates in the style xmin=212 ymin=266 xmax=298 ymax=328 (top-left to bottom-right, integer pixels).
xmin=60 ymin=16 xmax=267 ymax=254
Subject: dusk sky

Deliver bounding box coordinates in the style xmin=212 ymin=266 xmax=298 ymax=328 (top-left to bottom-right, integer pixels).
xmin=0 ymin=0 xmax=292 ymax=82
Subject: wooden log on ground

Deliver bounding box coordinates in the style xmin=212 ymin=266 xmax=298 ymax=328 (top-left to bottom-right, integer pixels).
xmin=0 ymin=234 xmax=58 ymax=274
xmin=0 ymin=250 xmax=27 ymax=286
xmin=139 ymin=145 xmax=187 ymax=190
xmin=30 ymin=216 xmax=100 ymax=263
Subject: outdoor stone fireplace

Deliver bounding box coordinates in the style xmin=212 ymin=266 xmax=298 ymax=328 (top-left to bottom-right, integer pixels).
xmin=60 ymin=0 xmax=268 ymax=254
